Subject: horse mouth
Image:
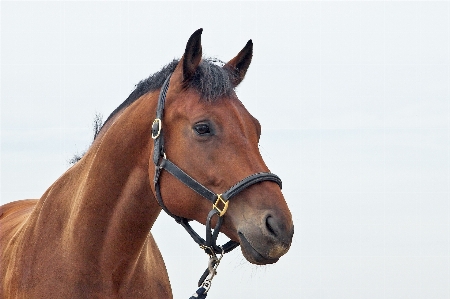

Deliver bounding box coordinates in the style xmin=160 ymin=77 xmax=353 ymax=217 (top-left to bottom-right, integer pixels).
xmin=238 ymin=232 xmax=279 ymax=265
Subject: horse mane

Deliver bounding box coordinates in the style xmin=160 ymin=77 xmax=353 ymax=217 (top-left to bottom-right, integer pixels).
xmin=101 ymin=58 xmax=236 ymax=134
xmin=68 ymin=58 xmax=236 ymax=165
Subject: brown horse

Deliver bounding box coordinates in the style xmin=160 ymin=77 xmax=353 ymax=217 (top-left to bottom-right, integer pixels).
xmin=0 ymin=29 xmax=293 ymax=298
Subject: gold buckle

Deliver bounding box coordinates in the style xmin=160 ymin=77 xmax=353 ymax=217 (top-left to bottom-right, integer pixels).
xmin=213 ymin=194 xmax=229 ymax=217
xmin=152 ymin=118 xmax=162 ymax=139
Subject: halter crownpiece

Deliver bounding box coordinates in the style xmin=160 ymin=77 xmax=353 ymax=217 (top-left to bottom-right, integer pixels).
xmin=151 ymin=74 xmax=283 ymax=296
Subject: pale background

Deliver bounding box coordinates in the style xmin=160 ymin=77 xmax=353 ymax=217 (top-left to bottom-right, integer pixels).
xmin=1 ymin=1 xmax=450 ymax=298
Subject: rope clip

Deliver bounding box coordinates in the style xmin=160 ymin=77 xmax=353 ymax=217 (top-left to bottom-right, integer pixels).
xmin=198 ymin=247 xmax=224 ymax=293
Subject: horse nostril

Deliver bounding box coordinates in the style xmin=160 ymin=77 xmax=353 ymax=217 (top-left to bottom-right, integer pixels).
xmin=265 ymin=215 xmax=278 ymax=237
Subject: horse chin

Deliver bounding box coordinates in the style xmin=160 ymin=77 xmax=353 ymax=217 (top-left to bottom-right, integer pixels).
xmin=238 ymin=232 xmax=280 ymax=265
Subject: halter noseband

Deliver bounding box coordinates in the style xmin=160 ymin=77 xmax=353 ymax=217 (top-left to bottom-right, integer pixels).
xmin=151 ymin=74 xmax=282 ymax=292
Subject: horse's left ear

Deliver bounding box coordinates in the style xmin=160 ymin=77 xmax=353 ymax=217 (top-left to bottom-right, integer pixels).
xmin=171 ymin=29 xmax=203 ymax=89
xmin=182 ymin=28 xmax=203 ymax=83
xmin=224 ymin=39 xmax=253 ymax=87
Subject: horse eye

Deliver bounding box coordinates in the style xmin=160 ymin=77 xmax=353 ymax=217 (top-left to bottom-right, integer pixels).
xmin=194 ymin=123 xmax=211 ymax=136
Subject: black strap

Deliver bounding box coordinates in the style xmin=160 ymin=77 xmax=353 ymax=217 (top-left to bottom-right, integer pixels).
xmin=161 ymin=158 xmax=217 ymax=203
xmin=178 ymin=218 xmax=239 ymax=254
xmin=161 ymin=158 xmax=282 ymax=205
xmin=222 ymin=172 xmax=282 ymax=200
xmin=152 ymin=75 xmax=170 ymax=166
xmin=155 ymin=176 xmax=182 ymax=223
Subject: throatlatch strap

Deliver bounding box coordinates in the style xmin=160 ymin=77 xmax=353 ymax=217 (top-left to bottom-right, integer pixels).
xmin=155 ymin=179 xmax=182 ymax=223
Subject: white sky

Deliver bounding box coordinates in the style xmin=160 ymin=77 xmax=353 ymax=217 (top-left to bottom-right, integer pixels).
xmin=1 ymin=1 xmax=450 ymax=298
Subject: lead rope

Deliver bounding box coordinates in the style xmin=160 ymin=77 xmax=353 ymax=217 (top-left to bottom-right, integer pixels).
xmin=189 ymin=210 xmax=224 ymax=298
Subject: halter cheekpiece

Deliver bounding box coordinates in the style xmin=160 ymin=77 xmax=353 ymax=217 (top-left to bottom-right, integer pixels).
xmin=152 ymin=74 xmax=283 ymax=298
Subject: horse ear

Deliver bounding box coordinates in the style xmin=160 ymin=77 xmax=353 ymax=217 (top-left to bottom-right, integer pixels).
xmin=182 ymin=28 xmax=203 ymax=83
xmin=224 ymin=39 xmax=253 ymax=87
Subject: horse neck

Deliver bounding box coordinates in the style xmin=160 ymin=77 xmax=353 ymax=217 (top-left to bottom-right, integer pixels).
xmin=27 ymin=92 xmax=161 ymax=279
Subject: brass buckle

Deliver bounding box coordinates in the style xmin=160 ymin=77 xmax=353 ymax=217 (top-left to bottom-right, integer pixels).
xmin=213 ymin=194 xmax=229 ymax=217
xmin=152 ymin=118 xmax=162 ymax=139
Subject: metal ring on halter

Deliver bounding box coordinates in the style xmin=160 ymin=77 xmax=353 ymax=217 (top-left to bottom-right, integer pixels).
xmin=151 ymin=118 xmax=162 ymax=139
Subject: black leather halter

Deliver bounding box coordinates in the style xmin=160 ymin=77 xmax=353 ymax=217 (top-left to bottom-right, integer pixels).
xmin=152 ymin=74 xmax=283 ymax=255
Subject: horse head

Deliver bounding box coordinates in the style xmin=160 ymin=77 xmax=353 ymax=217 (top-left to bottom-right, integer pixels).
xmin=151 ymin=29 xmax=294 ymax=265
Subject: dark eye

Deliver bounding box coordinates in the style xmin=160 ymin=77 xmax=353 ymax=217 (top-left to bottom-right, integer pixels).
xmin=194 ymin=123 xmax=211 ymax=136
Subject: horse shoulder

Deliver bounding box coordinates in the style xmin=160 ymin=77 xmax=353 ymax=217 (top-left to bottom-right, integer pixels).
xmin=0 ymin=199 xmax=37 ymax=248
xmin=119 ymin=232 xmax=173 ymax=298
xmin=0 ymin=199 xmax=38 ymax=298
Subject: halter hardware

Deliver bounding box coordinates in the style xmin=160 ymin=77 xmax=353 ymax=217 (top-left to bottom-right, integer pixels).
xmin=213 ymin=194 xmax=228 ymax=217
xmin=151 ymin=118 xmax=162 ymax=139
xmin=151 ymin=74 xmax=283 ymax=298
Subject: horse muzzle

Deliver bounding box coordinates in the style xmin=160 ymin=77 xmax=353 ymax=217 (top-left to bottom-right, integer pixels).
xmin=237 ymin=212 xmax=294 ymax=265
